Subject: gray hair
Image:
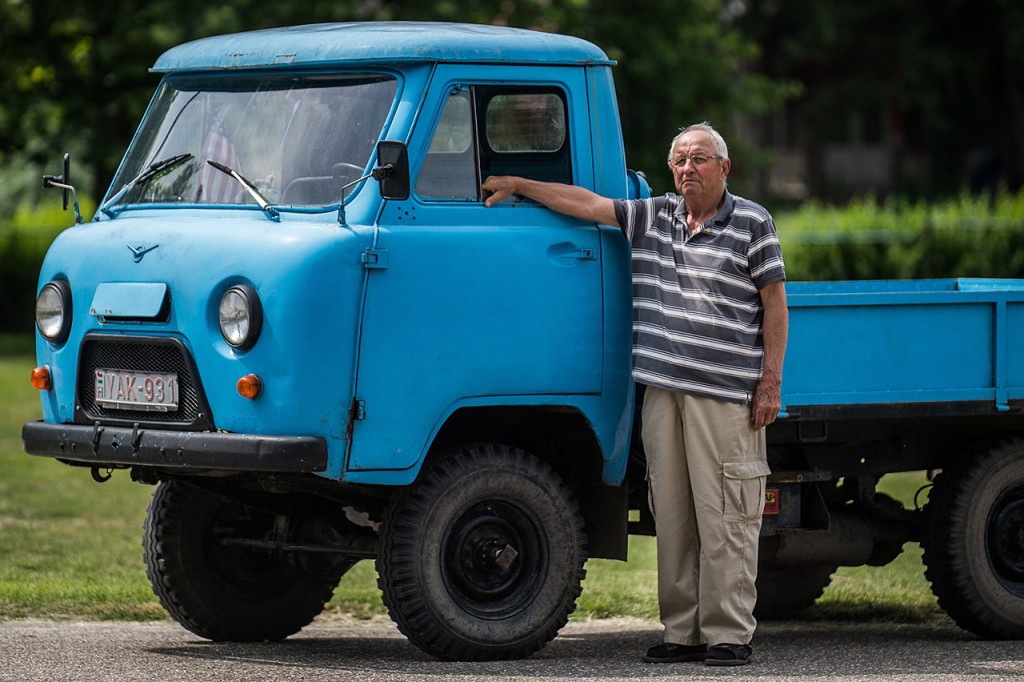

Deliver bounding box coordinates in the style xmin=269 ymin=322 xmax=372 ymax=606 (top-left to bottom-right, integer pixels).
xmin=667 ymin=121 xmax=729 ymax=166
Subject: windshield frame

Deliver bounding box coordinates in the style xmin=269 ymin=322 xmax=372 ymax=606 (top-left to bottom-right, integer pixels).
xmin=101 ymin=69 xmax=404 ymax=217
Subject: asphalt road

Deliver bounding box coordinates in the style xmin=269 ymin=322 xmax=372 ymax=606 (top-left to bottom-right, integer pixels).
xmin=2 ymin=615 xmax=1023 ymax=681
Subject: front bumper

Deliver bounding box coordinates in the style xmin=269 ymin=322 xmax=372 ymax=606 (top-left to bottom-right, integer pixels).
xmin=22 ymin=421 xmax=327 ymax=473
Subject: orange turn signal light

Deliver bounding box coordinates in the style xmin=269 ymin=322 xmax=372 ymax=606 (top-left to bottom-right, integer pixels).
xmin=236 ymin=373 xmax=263 ymax=399
xmin=31 ymin=366 xmax=52 ymax=391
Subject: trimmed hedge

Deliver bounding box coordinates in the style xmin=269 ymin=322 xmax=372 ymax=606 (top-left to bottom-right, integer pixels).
xmin=779 ymin=190 xmax=1024 ymax=282
xmin=0 ymin=203 xmax=88 ymax=333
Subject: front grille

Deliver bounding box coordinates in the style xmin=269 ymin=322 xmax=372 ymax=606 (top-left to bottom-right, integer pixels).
xmin=76 ymin=335 xmax=212 ymax=430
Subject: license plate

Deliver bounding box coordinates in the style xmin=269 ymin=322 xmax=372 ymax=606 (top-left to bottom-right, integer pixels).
xmin=94 ymin=368 xmax=179 ymax=412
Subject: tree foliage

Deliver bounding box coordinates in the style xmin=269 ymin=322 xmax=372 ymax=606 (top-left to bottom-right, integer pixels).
xmin=0 ymin=0 xmax=1019 ymax=209
xmin=0 ymin=0 xmax=789 ymax=206
xmin=736 ymin=0 xmax=1024 ymax=198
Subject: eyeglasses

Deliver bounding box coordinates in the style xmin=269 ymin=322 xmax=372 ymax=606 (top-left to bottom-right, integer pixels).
xmin=670 ymin=154 xmax=720 ymax=168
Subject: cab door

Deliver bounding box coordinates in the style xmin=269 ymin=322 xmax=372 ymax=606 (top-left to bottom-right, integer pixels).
xmin=348 ymin=64 xmax=604 ymax=472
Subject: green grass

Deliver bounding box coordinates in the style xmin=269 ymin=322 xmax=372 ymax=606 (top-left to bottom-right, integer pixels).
xmin=0 ymin=339 xmax=163 ymax=620
xmin=0 ymin=334 xmax=937 ymax=624
xmin=577 ymin=535 xmax=659 ymax=619
xmin=812 ymin=472 xmax=942 ymax=623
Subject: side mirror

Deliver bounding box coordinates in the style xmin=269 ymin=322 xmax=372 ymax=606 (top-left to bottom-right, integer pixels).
xmin=374 ymin=141 xmax=410 ymax=201
xmin=42 ymin=153 xmax=82 ymax=224
xmin=42 ymin=153 xmax=72 ymax=211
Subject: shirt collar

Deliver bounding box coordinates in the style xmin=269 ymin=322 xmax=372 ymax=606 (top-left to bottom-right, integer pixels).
xmin=710 ymin=190 xmax=735 ymax=226
xmin=674 ymin=190 xmax=734 ymax=231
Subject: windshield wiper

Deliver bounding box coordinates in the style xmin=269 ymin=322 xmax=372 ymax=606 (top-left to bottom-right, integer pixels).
xmin=205 ymin=160 xmax=280 ymax=221
xmin=99 ymin=153 xmax=194 ymax=217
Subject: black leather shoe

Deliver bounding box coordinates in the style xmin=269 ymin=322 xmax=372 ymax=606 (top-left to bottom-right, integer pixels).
xmin=643 ymin=642 xmax=707 ymax=663
xmin=705 ymin=643 xmax=752 ymax=666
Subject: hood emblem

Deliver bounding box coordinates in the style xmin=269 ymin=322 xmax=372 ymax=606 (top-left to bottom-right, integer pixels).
xmin=128 ymin=243 xmax=159 ymax=262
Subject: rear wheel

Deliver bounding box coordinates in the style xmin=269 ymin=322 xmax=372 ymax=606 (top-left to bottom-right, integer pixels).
xmin=377 ymin=443 xmax=587 ymax=660
xmin=143 ymin=481 xmax=353 ymax=641
xmin=753 ymin=564 xmax=836 ymax=618
xmin=923 ymin=440 xmax=1024 ymax=639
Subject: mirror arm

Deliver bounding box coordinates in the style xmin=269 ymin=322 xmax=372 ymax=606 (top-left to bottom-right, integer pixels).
xmin=42 ymin=178 xmax=83 ymax=224
xmin=336 ymin=163 xmax=396 ymax=225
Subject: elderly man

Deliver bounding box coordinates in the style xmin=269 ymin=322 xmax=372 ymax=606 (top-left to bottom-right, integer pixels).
xmin=482 ymin=122 xmax=787 ymax=666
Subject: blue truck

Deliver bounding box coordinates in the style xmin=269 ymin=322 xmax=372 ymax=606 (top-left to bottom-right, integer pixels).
xmin=22 ymin=22 xmax=1024 ymax=660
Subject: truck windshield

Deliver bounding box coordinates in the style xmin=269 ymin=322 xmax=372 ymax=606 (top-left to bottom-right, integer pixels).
xmin=106 ymin=73 xmax=398 ymax=210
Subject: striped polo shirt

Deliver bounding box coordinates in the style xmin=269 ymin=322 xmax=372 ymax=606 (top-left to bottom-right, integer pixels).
xmin=612 ymin=191 xmax=786 ymax=404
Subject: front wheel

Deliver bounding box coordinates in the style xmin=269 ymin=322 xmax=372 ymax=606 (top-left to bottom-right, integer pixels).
xmin=377 ymin=443 xmax=588 ymax=661
xmin=923 ymin=439 xmax=1024 ymax=639
xmin=143 ymin=481 xmax=353 ymax=641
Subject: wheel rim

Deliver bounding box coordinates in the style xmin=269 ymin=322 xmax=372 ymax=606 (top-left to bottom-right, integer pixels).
xmin=987 ymin=483 xmax=1024 ymax=594
xmin=442 ymin=500 xmax=546 ymax=619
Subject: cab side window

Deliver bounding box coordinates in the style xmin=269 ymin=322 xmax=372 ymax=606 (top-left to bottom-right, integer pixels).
xmin=415 ymin=89 xmax=478 ymax=199
xmin=416 ymin=85 xmax=571 ymax=201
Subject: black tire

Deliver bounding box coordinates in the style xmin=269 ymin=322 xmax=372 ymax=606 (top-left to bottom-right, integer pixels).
xmin=753 ymin=564 xmax=836 ymax=619
xmin=377 ymin=443 xmax=588 ymax=661
xmin=142 ymin=481 xmax=352 ymax=641
xmin=923 ymin=439 xmax=1024 ymax=639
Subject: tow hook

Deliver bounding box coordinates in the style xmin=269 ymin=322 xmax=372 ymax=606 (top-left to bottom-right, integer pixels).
xmin=91 ymin=466 xmax=113 ymax=483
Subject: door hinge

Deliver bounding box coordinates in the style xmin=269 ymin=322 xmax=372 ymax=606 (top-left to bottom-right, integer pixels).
xmin=344 ymin=399 xmax=366 ymax=439
xmin=361 ymin=248 xmax=388 ymax=269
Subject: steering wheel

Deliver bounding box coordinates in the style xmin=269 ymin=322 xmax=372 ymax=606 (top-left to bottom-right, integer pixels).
xmin=333 ymin=162 xmax=364 ymax=186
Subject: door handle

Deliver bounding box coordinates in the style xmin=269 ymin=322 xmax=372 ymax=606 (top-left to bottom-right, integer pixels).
xmin=547 ymin=242 xmax=597 ymax=266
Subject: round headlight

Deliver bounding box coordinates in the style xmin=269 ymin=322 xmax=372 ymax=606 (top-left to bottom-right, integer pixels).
xmin=219 ymin=285 xmax=262 ymax=349
xmin=36 ymin=280 xmax=72 ymax=343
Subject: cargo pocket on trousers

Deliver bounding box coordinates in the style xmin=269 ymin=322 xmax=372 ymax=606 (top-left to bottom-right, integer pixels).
xmin=722 ymin=460 xmax=771 ymax=522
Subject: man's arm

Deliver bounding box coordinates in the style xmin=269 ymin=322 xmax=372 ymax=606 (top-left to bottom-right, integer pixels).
xmin=482 ymin=175 xmax=620 ymax=228
xmin=751 ymin=279 xmax=788 ymax=430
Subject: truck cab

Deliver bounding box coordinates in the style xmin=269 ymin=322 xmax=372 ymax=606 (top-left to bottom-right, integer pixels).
xmin=24 ymin=23 xmax=641 ymax=661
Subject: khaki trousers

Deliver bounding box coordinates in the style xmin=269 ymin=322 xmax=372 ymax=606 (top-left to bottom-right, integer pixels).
xmin=641 ymin=386 xmax=770 ymax=646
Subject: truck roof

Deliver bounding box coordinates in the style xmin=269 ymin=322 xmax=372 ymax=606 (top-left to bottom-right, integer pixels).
xmin=151 ymin=22 xmax=613 ymax=73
